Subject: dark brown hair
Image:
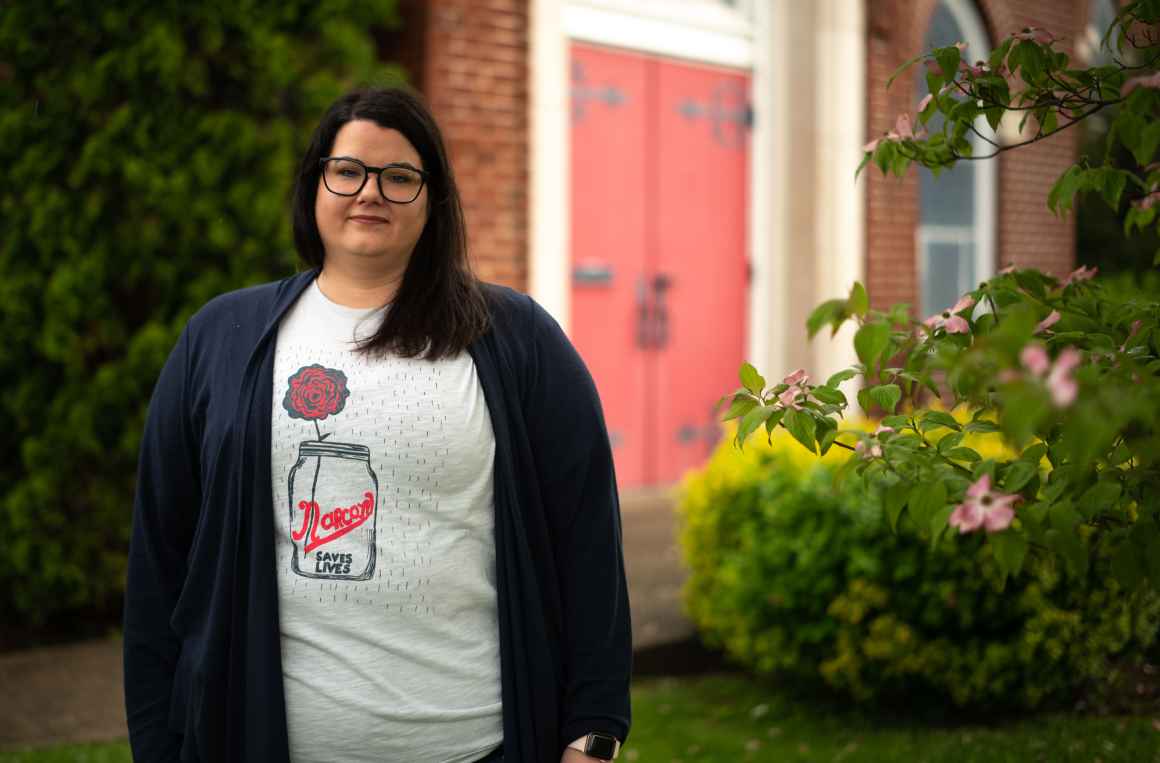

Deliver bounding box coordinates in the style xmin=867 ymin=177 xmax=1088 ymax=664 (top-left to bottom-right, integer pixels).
xmin=291 ymin=86 xmax=490 ymax=359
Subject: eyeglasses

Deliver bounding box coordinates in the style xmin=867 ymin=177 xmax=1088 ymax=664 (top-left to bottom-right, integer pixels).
xmin=319 ymin=156 xmax=429 ymax=204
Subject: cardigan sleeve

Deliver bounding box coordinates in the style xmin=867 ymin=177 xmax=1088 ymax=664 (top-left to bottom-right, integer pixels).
xmin=523 ymin=298 xmax=632 ymax=750
xmin=123 ymin=324 xmax=202 ymax=762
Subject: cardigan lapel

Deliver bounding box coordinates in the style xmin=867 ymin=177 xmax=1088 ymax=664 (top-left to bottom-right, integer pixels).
xmin=225 ymin=268 xmax=319 ymax=761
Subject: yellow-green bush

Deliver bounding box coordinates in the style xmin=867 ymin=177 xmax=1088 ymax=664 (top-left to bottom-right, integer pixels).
xmin=678 ymin=422 xmax=1160 ymax=708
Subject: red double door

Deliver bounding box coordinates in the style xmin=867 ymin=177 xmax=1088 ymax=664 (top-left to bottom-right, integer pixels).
xmin=569 ymin=43 xmax=751 ymax=489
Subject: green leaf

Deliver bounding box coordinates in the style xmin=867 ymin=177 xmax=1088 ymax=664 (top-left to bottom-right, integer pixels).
xmin=783 ymin=409 xmax=817 ymax=454
xmin=736 ymin=404 xmax=774 ymax=446
xmin=881 ymin=414 xmax=911 ymax=429
xmin=1130 ymin=120 xmax=1160 ymax=167
xmin=848 ymin=281 xmax=870 ymax=317
xmin=819 ymin=427 xmax=840 ymax=455
xmin=945 ymin=447 xmax=982 ymax=462
xmin=1048 ymin=166 xmax=1083 ymax=216
xmin=990 ymin=530 xmax=1029 ymax=577
xmin=764 ymin=407 xmax=786 ymax=440
xmin=867 ymin=384 xmax=902 ymax=414
xmin=811 ymin=386 xmax=847 ymax=405
xmin=854 ymin=322 xmax=891 ymax=369
xmin=908 ymin=480 xmax=947 ymax=528
xmin=964 ymin=420 xmax=1000 ymax=434
xmin=988 ymin=36 xmax=1014 ymax=71
xmin=721 ymin=394 xmax=758 ymax=421
xmin=933 ymin=46 xmax=961 ymax=86
xmin=884 ymin=482 xmax=909 ymax=532
xmin=739 ymin=362 xmax=765 ymax=395
xmin=1001 ymin=461 xmax=1038 ymax=493
xmin=1020 ymin=442 xmax=1049 ymax=464
xmin=855 ymin=150 xmax=873 ymax=180
xmin=930 ymin=506 xmax=953 ymax=549
xmin=825 ymin=368 xmax=858 ymax=387
xmin=886 ymin=51 xmax=929 ymax=89
xmin=919 ymin=411 xmax=962 ymax=432
xmin=1100 ymin=168 xmax=1129 ymax=210
xmin=936 ymin=431 xmax=965 ymax=453
xmin=1078 ymin=480 xmax=1122 ymax=514
xmin=806 ymin=299 xmax=849 ymax=339
xmin=1046 ymin=527 xmax=1089 ymax=580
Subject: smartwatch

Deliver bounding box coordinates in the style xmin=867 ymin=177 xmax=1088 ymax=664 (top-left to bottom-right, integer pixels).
xmin=567 ymin=733 xmax=621 ymax=760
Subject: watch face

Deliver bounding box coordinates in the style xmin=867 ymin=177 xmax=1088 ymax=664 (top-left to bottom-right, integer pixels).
xmin=586 ymin=734 xmax=617 ymax=759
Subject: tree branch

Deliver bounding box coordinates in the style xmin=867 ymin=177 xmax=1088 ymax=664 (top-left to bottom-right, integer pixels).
xmin=946 ymin=104 xmax=1105 ymax=162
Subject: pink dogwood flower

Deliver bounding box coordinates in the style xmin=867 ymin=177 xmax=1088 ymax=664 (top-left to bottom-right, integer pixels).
xmin=960 ymin=60 xmax=991 ymax=77
xmin=1020 ymin=344 xmax=1051 ymax=377
xmin=1132 ymin=191 xmax=1160 ymax=210
xmin=1013 ymin=27 xmax=1055 ymax=44
xmin=782 ymin=368 xmax=808 ymax=387
xmin=1045 ymin=348 xmax=1081 ymax=407
xmin=1061 ymin=265 xmax=1098 ymax=287
xmin=924 ymin=295 xmax=976 ymax=334
xmin=1123 ymin=71 xmax=1160 ymax=96
xmin=1020 ymin=344 xmax=1081 ymax=406
xmin=1034 ymin=310 xmax=1061 ymax=335
xmin=949 ymin=474 xmax=1020 ymax=534
xmin=777 ymin=386 xmax=809 ymax=411
xmin=855 ymin=426 xmax=894 ymax=460
xmin=1121 ymin=319 xmax=1144 ymax=353
xmin=895 ymin=113 xmax=914 ymax=140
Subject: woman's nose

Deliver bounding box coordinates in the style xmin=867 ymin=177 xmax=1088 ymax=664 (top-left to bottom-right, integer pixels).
xmin=357 ymin=171 xmax=388 ymax=203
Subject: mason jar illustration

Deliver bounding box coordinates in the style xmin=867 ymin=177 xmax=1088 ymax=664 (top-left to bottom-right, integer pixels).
xmin=288 ymin=440 xmax=378 ymax=580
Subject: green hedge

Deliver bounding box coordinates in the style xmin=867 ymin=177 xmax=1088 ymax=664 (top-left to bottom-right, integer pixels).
xmin=678 ymin=428 xmax=1160 ymax=709
xmin=0 ymin=1 xmax=401 ymax=628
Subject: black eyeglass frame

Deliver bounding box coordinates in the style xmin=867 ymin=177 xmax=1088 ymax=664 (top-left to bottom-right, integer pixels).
xmin=319 ymin=156 xmax=430 ymax=204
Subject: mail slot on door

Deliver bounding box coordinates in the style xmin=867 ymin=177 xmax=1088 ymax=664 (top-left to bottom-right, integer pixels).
xmin=573 ymin=263 xmax=614 ymax=285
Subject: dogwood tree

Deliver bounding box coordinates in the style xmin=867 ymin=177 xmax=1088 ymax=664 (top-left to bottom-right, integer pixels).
xmin=724 ymin=0 xmax=1160 ymax=591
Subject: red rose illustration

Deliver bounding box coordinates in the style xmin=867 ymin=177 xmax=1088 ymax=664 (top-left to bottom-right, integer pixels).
xmin=283 ymin=364 xmax=350 ymax=424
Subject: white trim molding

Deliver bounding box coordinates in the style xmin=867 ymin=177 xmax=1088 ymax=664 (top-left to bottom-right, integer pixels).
xmin=563 ymin=0 xmax=754 ymax=69
xmin=812 ymin=0 xmax=866 ymax=399
xmin=529 ymin=0 xmax=572 ymax=328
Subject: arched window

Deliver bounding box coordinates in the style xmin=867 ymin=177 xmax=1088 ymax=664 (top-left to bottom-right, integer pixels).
xmin=1079 ymin=0 xmax=1117 ymax=65
xmin=915 ymin=0 xmax=997 ymax=317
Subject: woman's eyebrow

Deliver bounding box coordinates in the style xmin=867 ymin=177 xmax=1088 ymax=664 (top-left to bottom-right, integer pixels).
xmin=335 ymin=155 xmax=423 ymax=171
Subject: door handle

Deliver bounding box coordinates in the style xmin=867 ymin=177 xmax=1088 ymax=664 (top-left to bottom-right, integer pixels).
xmin=652 ymin=273 xmax=671 ymax=349
xmin=573 ymin=263 xmax=614 ymax=285
xmin=635 ymin=276 xmax=650 ymax=348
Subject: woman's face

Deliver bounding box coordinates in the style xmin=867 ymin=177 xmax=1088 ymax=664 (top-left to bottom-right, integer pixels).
xmin=315 ymin=119 xmax=430 ymax=270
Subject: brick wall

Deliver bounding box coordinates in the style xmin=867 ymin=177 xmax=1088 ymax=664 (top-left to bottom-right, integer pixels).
xmin=389 ymin=0 xmax=531 ymax=291
xmin=865 ymin=0 xmax=1082 ymax=313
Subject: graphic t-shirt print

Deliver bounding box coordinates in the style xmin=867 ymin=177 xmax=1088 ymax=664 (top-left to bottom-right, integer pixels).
xmin=283 ymin=364 xmax=378 ymax=580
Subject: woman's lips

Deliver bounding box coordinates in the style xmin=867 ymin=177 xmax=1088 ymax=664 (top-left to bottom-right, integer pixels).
xmin=350 ymin=216 xmax=388 ymax=224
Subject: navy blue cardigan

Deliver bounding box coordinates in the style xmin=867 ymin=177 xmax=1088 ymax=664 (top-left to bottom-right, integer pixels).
xmin=123 ymin=269 xmax=632 ymax=762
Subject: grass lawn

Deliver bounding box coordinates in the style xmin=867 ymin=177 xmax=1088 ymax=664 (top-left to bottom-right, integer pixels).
xmin=2 ymin=674 xmax=1157 ymax=762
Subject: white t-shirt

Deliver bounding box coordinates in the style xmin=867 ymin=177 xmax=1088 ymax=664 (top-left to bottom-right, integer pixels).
xmin=269 ymin=279 xmax=503 ymax=763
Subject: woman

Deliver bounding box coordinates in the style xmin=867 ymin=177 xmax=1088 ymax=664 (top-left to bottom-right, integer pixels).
xmin=123 ymin=86 xmax=631 ymax=763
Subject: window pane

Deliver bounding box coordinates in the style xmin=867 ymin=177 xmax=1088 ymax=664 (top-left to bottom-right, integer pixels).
xmin=924 ymin=240 xmax=968 ymax=317
xmin=917 ymin=1 xmax=982 ymax=316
